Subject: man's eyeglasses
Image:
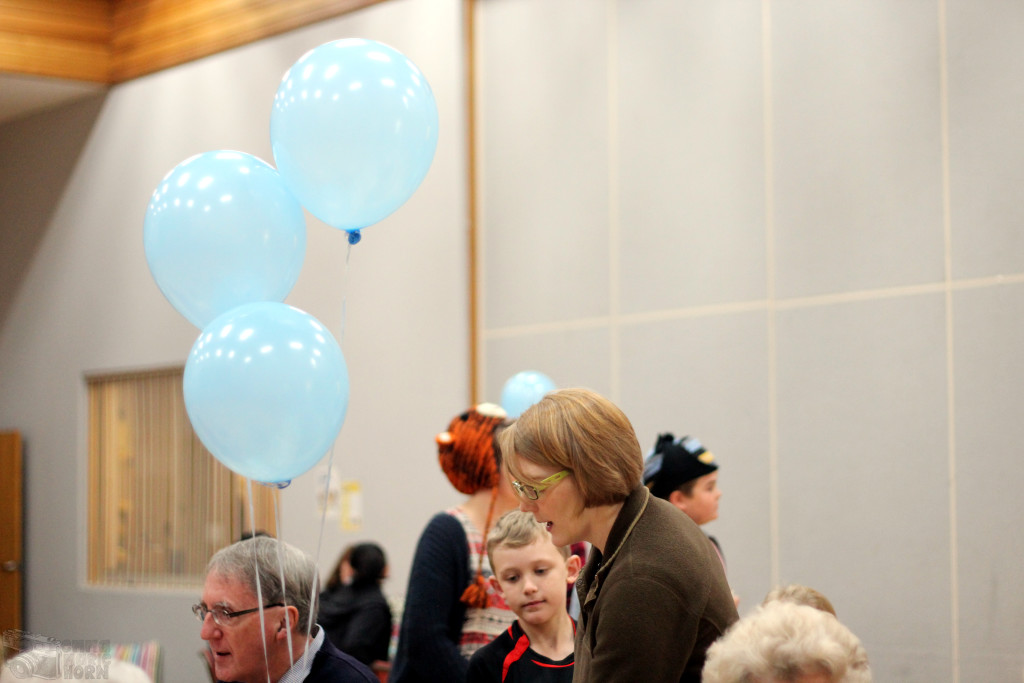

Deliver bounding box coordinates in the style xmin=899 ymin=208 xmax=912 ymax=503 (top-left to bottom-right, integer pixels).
xmin=512 ymin=469 xmax=570 ymax=501
xmin=192 ymin=602 xmax=284 ymax=627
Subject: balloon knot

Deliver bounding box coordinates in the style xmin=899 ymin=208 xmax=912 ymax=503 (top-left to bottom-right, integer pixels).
xmin=261 ymin=480 xmax=291 ymax=489
xmin=347 ymin=229 xmax=362 ymax=245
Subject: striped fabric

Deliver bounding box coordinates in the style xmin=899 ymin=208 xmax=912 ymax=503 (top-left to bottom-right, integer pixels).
xmin=105 ymin=641 xmax=162 ymax=683
xmin=446 ymin=508 xmax=516 ymax=659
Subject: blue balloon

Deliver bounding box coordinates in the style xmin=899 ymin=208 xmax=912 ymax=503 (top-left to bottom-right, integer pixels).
xmin=183 ymin=302 xmax=349 ymax=484
xmin=501 ymin=371 xmax=557 ymax=419
xmin=270 ymin=39 xmax=439 ymax=231
xmin=144 ymin=151 xmax=306 ymax=329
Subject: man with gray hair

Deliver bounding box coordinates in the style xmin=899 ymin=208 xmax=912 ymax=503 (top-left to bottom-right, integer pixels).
xmin=195 ymin=536 xmax=377 ymax=683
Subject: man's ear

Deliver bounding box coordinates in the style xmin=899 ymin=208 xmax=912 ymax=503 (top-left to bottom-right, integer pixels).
xmin=565 ymin=554 xmax=582 ymax=584
xmin=488 ymin=575 xmax=503 ymax=597
xmin=275 ymin=605 xmax=300 ymax=640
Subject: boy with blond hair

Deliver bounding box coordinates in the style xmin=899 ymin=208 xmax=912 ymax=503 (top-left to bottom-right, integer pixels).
xmin=466 ymin=511 xmax=581 ymax=683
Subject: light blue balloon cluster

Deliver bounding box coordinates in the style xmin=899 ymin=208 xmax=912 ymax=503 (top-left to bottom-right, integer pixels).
xmin=143 ymin=151 xmax=306 ymax=330
xmin=270 ymin=38 xmax=439 ymax=234
xmin=183 ymin=302 xmax=349 ymax=485
xmin=501 ymin=371 xmax=557 ymax=419
xmin=143 ymin=39 xmax=439 ymax=484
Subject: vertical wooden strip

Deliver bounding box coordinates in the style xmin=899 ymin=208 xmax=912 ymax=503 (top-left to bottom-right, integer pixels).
xmin=0 ymin=430 xmax=23 ymax=636
xmin=465 ymin=0 xmax=480 ymax=405
xmin=87 ymin=384 xmax=100 ymax=583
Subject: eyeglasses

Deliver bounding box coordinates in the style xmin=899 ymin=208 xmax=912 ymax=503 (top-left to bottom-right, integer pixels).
xmin=512 ymin=469 xmax=570 ymax=501
xmin=192 ymin=602 xmax=284 ymax=627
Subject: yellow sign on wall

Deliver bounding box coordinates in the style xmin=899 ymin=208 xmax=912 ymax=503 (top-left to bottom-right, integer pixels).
xmin=340 ymin=481 xmax=363 ymax=531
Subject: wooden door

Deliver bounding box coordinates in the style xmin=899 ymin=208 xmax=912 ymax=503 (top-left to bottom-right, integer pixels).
xmin=0 ymin=430 xmax=23 ymax=642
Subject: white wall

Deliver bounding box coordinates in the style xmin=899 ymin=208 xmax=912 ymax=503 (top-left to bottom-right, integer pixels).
xmin=475 ymin=1 xmax=1024 ymax=682
xmin=0 ymin=1 xmax=468 ymax=681
xmin=6 ymin=1 xmax=1024 ymax=682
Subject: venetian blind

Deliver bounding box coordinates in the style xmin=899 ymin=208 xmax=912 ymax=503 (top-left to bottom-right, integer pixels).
xmin=87 ymin=367 xmax=277 ymax=587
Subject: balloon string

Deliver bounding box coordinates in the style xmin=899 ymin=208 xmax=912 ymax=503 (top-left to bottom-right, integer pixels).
xmin=272 ymin=495 xmax=296 ymax=669
xmin=302 ymin=441 xmax=336 ymax=672
xmin=340 ymin=240 xmax=353 ymax=344
xmin=248 ymin=479 xmax=272 ymax=683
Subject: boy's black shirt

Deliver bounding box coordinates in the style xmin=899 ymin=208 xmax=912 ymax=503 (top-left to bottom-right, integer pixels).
xmin=466 ymin=619 xmax=575 ymax=683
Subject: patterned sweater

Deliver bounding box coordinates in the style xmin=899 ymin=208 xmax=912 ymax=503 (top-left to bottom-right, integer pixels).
xmin=390 ymin=511 xmax=514 ymax=683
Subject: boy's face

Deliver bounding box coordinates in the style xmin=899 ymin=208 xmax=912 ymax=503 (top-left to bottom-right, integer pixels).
xmin=670 ymin=471 xmax=721 ymax=526
xmin=490 ymin=538 xmax=581 ymax=627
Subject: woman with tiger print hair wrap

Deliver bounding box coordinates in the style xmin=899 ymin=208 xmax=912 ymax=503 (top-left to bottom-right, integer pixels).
xmin=390 ymin=403 xmax=519 ymax=683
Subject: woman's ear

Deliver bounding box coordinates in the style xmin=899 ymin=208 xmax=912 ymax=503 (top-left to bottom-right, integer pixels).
xmin=565 ymin=554 xmax=582 ymax=584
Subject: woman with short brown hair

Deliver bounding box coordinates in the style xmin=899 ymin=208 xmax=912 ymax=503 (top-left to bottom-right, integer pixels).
xmin=500 ymin=388 xmax=738 ymax=682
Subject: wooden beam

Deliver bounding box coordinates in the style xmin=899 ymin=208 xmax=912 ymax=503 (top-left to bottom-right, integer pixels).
xmin=0 ymin=0 xmax=113 ymax=82
xmin=0 ymin=0 xmax=389 ymax=84
xmin=111 ymin=0 xmax=390 ymax=82
xmin=465 ymin=0 xmax=479 ymax=406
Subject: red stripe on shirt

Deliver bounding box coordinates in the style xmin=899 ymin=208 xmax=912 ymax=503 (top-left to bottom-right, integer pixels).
xmin=501 ymin=633 xmax=532 ymax=683
xmin=531 ymin=660 xmax=574 ymax=669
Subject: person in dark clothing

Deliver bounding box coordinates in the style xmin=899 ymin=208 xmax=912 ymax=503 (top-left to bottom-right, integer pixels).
xmin=390 ymin=403 xmax=519 ymax=683
xmin=319 ymin=542 xmax=393 ymax=667
xmin=643 ymin=432 xmax=739 ymax=608
xmin=466 ymin=511 xmax=580 ymax=683
xmin=500 ymin=389 xmax=738 ymax=683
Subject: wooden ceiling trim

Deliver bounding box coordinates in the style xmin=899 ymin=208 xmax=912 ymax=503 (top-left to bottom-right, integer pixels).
xmin=110 ymin=0 xmax=390 ymax=82
xmin=0 ymin=33 xmax=111 ymax=82
xmin=0 ymin=0 xmax=112 ymax=82
xmin=1 ymin=0 xmax=112 ymax=41
xmin=0 ymin=0 xmax=388 ymax=84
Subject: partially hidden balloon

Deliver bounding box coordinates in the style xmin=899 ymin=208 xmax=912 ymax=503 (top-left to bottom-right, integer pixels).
xmin=144 ymin=151 xmax=306 ymax=329
xmin=501 ymin=371 xmax=557 ymax=419
xmin=183 ymin=302 xmax=349 ymax=483
xmin=270 ymin=39 xmax=439 ymax=233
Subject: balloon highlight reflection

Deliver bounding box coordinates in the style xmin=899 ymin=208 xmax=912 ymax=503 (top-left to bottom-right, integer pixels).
xmin=143 ymin=151 xmax=306 ymax=329
xmin=270 ymin=38 xmax=439 ymax=232
xmin=183 ymin=302 xmax=349 ymax=483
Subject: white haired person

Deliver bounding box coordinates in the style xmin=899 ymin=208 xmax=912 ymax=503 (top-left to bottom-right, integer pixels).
xmin=196 ymin=535 xmax=377 ymax=683
xmin=763 ymin=583 xmax=837 ymax=617
xmin=702 ymin=601 xmax=871 ymax=683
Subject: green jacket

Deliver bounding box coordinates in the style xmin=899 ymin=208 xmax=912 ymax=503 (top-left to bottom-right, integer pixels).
xmin=573 ymin=486 xmax=738 ymax=682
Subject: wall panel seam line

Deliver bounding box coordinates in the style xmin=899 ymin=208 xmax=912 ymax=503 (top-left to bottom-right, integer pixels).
xmin=938 ymin=0 xmax=960 ymax=678
xmin=607 ymin=0 xmax=621 ymax=402
xmin=479 ymin=274 xmax=1021 ymax=341
xmin=467 ymin=0 xmax=482 ymax=405
xmin=762 ymin=0 xmax=780 ymax=588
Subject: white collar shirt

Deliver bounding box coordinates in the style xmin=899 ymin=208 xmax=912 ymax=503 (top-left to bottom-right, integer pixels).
xmin=278 ymin=625 xmax=323 ymax=683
